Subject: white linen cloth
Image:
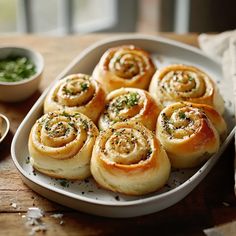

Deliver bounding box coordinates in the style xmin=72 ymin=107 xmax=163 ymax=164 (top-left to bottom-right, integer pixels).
xmin=198 ymin=30 xmax=236 ymax=81
xmin=199 ymin=30 xmax=236 ymax=191
xmin=198 ymin=30 xmax=236 ymax=236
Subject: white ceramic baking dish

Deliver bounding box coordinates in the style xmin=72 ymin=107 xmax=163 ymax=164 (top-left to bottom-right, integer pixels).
xmin=11 ymin=35 xmax=235 ymax=218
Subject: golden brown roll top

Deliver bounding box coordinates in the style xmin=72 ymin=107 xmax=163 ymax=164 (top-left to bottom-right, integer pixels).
xmin=28 ymin=111 xmax=99 ymax=180
xmin=156 ymin=102 xmax=227 ymax=168
xmin=92 ymin=45 xmax=156 ymax=93
xmin=90 ymin=121 xmax=171 ymax=195
xmin=44 ymin=73 xmax=106 ymax=123
xmin=98 ymin=88 xmax=160 ymax=131
xmin=149 ymin=64 xmax=224 ymax=114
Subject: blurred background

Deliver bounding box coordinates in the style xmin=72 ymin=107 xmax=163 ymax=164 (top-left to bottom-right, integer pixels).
xmin=0 ymin=0 xmax=235 ymax=35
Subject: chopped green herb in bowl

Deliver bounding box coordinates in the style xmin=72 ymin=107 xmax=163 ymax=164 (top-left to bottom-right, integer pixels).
xmin=0 ymin=46 xmax=44 ymax=102
xmin=0 ymin=56 xmax=36 ymax=82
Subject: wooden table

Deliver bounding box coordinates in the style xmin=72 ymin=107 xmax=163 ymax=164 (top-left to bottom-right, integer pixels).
xmin=0 ymin=33 xmax=235 ymax=236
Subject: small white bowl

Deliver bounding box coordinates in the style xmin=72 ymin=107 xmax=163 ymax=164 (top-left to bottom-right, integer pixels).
xmin=0 ymin=46 xmax=44 ymax=102
xmin=0 ymin=113 xmax=10 ymax=143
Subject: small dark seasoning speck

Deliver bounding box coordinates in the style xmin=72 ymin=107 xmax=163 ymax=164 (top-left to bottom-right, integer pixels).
xmin=26 ymin=156 xmax=30 ymax=164
xmin=59 ymin=179 xmax=70 ymax=188
xmin=165 ymin=184 xmax=171 ymax=189
xmin=115 ymin=196 xmax=120 ymax=201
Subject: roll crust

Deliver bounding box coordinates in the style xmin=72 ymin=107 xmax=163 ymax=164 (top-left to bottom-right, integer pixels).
xmin=44 ymin=73 xmax=106 ymax=123
xmin=28 ymin=111 xmax=99 ymax=179
xmin=90 ymin=121 xmax=171 ymax=196
xmin=92 ymin=45 xmax=156 ymax=93
xmin=98 ymin=88 xmax=160 ymax=131
xmin=149 ymin=64 xmax=224 ymax=114
xmin=156 ymin=102 xmax=227 ymax=168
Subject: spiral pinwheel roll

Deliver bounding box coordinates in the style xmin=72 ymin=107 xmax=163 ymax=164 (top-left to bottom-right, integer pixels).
xmin=156 ymin=102 xmax=227 ymax=169
xmin=98 ymin=88 xmax=160 ymax=131
xmin=28 ymin=111 xmax=99 ymax=179
xmin=92 ymin=45 xmax=156 ymax=93
xmin=91 ymin=122 xmax=170 ymax=195
xmin=44 ymin=74 xmax=106 ymax=123
xmin=149 ymin=64 xmax=224 ymax=114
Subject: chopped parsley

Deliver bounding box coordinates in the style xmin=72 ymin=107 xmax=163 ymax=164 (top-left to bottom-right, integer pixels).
xmin=147 ymin=148 xmax=152 ymax=157
xmin=26 ymin=156 xmax=30 ymax=164
xmin=68 ymin=122 xmax=75 ymax=128
xmin=179 ymin=112 xmax=186 ymax=119
xmin=165 ymin=126 xmax=172 ymax=134
xmin=80 ymin=82 xmax=89 ymax=91
xmin=81 ymin=119 xmax=89 ymax=131
xmin=161 ymin=112 xmax=172 ymax=135
xmin=0 ymin=56 xmax=36 ymax=82
xmin=62 ymin=86 xmax=74 ymax=95
xmin=161 ymin=112 xmax=168 ymax=121
xmin=61 ymin=111 xmax=71 ymax=117
xmin=48 ymin=122 xmax=67 ymax=137
xmin=59 ymin=179 xmax=70 ymax=188
xmin=114 ymin=131 xmax=121 ymax=136
xmin=126 ymin=92 xmax=139 ymax=107
xmin=111 ymin=92 xmax=140 ymax=114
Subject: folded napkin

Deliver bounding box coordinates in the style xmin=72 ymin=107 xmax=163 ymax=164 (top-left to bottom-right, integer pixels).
xmin=198 ymin=30 xmax=236 ymax=81
xmin=199 ymin=30 xmax=236 ymax=188
xmin=204 ymin=220 xmax=236 ymax=236
xmin=198 ymin=30 xmax=236 ymax=236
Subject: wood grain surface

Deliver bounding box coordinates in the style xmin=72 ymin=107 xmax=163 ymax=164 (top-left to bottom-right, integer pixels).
xmin=0 ymin=33 xmax=235 ymax=236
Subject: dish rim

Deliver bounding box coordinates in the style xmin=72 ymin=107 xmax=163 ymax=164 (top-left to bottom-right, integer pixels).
xmin=0 ymin=113 xmax=10 ymax=143
xmin=10 ymin=34 xmax=235 ymax=207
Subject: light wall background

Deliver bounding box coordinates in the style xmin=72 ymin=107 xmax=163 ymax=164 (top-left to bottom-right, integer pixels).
xmin=0 ymin=0 xmax=235 ymax=35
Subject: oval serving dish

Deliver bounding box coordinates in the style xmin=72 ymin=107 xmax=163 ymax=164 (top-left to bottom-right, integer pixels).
xmin=11 ymin=35 xmax=235 ymax=218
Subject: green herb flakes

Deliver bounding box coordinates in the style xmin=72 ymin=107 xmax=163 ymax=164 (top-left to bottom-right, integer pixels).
xmin=112 ymin=92 xmax=140 ymax=114
xmin=179 ymin=112 xmax=186 ymax=119
xmin=81 ymin=120 xmax=89 ymax=131
xmin=61 ymin=111 xmax=70 ymax=117
xmin=80 ymin=82 xmax=89 ymax=91
xmin=126 ymin=92 xmax=139 ymax=107
xmin=59 ymin=179 xmax=70 ymax=188
xmin=26 ymin=156 xmax=30 ymax=164
xmin=0 ymin=56 xmax=36 ymax=82
xmin=62 ymin=86 xmax=74 ymax=95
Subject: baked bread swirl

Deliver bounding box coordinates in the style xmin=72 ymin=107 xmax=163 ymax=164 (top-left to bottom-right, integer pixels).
xmin=156 ymin=102 xmax=227 ymax=169
xmin=92 ymin=45 xmax=156 ymax=93
xmin=28 ymin=111 xmax=99 ymax=179
xmin=98 ymin=88 xmax=160 ymax=131
xmin=149 ymin=64 xmax=224 ymax=114
xmin=91 ymin=121 xmax=171 ymax=195
xmin=44 ymin=73 xmax=106 ymax=123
